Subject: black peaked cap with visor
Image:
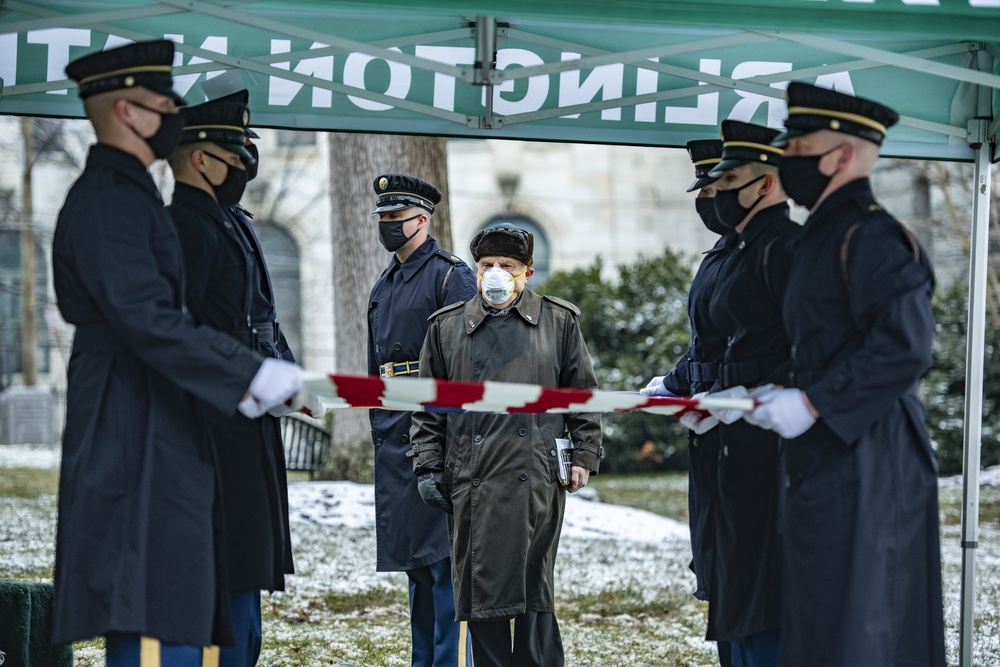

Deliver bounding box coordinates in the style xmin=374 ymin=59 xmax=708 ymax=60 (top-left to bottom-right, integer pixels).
xmin=179 ymin=100 xmax=255 ymax=162
xmin=65 ymin=39 xmax=187 ymax=105
xmin=709 ymin=120 xmax=783 ymax=177
xmin=686 ymin=139 xmax=723 ymax=192
xmin=372 ymin=174 xmax=442 ymax=215
xmin=772 ymin=81 xmax=899 ymax=148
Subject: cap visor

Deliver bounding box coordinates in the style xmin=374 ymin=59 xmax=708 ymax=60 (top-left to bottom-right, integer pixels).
xmin=686 ymin=175 xmax=720 ymax=193
xmin=149 ymin=85 xmax=188 ymax=106
xmin=771 ymin=127 xmax=809 ymax=148
xmin=373 ymin=201 xmax=412 ymax=214
xmin=246 ymin=128 xmax=260 ymax=139
xmin=708 ymin=158 xmax=748 ymax=177
xmin=216 ymin=142 xmax=254 ymax=162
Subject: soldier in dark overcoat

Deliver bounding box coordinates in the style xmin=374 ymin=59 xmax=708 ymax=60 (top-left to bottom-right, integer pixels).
xmin=367 ymin=174 xmax=477 ymax=667
xmin=701 ymin=121 xmax=800 ymax=666
xmin=168 ymin=95 xmax=295 ymax=667
xmin=747 ymin=82 xmax=946 ymax=666
xmin=410 ymin=225 xmax=603 ymax=667
xmin=639 ymin=139 xmax=733 ymax=666
xmin=51 ymin=40 xmax=302 ymax=667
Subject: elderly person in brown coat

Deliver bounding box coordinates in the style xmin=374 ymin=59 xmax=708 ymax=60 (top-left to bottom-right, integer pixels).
xmin=409 ymin=224 xmax=604 ymax=667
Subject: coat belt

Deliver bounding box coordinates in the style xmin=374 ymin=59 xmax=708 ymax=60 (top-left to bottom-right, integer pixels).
xmin=250 ymin=320 xmax=279 ymax=348
xmin=688 ymin=360 xmax=719 ymax=384
xmin=379 ymin=361 xmax=419 ymax=378
xmin=721 ymin=355 xmax=784 ymax=388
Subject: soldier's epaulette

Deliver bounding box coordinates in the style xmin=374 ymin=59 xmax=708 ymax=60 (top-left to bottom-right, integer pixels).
xmin=852 ymin=196 xmax=885 ymax=217
xmin=436 ymin=250 xmax=470 ymax=267
xmin=541 ymin=294 xmax=581 ymax=316
xmin=427 ymin=300 xmax=465 ymax=321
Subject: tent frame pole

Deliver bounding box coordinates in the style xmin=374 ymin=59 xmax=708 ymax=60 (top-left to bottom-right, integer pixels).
xmin=959 ymin=44 xmax=994 ymax=667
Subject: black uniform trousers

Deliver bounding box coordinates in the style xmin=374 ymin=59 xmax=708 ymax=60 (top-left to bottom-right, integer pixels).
xmin=467 ymin=611 xmax=563 ymax=667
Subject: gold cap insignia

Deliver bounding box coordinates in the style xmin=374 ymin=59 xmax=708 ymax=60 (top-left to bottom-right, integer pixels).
xmin=379 ymin=177 xmax=388 ymax=189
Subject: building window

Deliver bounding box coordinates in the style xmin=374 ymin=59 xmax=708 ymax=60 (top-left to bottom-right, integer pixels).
xmin=478 ymin=216 xmax=550 ymax=284
xmin=253 ymin=223 xmax=302 ymax=359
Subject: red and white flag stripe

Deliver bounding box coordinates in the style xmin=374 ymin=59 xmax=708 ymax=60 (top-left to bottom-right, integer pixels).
xmin=293 ymin=372 xmax=754 ymax=418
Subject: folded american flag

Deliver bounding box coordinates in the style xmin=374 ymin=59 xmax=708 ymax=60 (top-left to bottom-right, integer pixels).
xmin=293 ymin=372 xmax=754 ymax=418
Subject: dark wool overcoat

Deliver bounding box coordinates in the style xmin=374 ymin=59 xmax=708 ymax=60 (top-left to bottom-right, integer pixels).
xmin=411 ymin=289 xmax=603 ymax=620
xmin=51 ymin=145 xmax=261 ymax=646
xmin=781 ymin=178 xmax=945 ymax=666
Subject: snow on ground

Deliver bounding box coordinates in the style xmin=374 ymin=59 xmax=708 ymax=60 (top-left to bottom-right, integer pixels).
xmin=292 ymin=478 xmax=689 ymax=543
xmin=0 ymin=443 xmax=61 ymax=469
xmin=7 ymin=444 xmax=1000 ymax=665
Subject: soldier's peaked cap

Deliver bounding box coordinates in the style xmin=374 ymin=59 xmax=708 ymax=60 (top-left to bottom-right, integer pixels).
xmin=772 ymin=81 xmax=899 ymax=148
xmin=179 ymin=100 xmax=254 ymax=162
xmin=709 ymin=121 xmax=783 ymax=176
xmin=211 ymin=89 xmax=259 ymax=139
xmin=686 ymin=139 xmax=723 ymax=193
xmin=65 ymin=39 xmax=187 ymax=105
xmin=372 ymin=174 xmax=442 ymax=214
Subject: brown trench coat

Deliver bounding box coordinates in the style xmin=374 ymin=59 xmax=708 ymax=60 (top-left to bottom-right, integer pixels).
xmin=410 ymin=289 xmax=603 ymax=621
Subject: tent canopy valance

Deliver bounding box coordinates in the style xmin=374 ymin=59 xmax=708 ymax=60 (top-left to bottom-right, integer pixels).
xmin=1 ymin=0 xmax=998 ymax=160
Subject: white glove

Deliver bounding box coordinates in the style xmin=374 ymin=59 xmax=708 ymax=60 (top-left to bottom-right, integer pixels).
xmin=679 ymin=409 xmax=719 ymax=435
xmin=639 ymin=376 xmax=676 ymax=397
xmin=238 ymin=358 xmax=304 ymax=419
xmin=266 ymin=402 xmax=295 ymax=418
xmin=745 ymin=388 xmax=816 ymax=438
xmin=705 ymin=385 xmax=749 ymax=424
xmin=678 ymin=392 xmax=718 ymax=434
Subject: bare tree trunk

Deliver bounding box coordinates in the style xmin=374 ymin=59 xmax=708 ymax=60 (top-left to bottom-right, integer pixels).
xmin=323 ymin=132 xmax=451 ymax=481
xmin=20 ymin=118 xmax=37 ymax=386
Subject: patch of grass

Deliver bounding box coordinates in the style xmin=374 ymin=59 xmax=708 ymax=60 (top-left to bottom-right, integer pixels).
xmin=590 ymin=472 xmax=690 ymax=522
xmin=560 ymin=581 xmax=688 ymax=621
xmin=318 ymin=587 xmax=408 ymax=615
xmin=0 ymin=466 xmax=59 ymax=498
xmin=937 ymin=484 xmax=1000 ymax=527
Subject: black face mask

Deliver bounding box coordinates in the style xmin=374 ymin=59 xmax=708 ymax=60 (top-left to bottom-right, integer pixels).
xmin=128 ymin=102 xmax=183 ymax=160
xmin=778 ymin=146 xmax=841 ymax=210
xmin=713 ymin=174 xmax=766 ymax=229
xmin=202 ymin=152 xmax=248 ymax=207
xmin=695 ymin=197 xmax=728 ymax=236
xmin=378 ymin=213 xmax=422 ymax=252
xmin=245 ymin=143 xmax=259 ymax=182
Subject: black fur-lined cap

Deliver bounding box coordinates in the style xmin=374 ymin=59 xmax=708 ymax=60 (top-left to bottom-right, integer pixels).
xmin=470 ymin=224 xmax=534 ymax=267
xmin=65 ymin=39 xmax=186 ymax=105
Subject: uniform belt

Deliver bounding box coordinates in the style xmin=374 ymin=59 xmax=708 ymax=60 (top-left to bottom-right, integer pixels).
xmin=688 ymin=361 xmax=719 ymax=384
xmin=250 ymin=320 xmax=279 ymax=348
xmin=721 ymin=355 xmax=784 ymax=388
xmin=379 ymin=361 xmax=419 ymax=378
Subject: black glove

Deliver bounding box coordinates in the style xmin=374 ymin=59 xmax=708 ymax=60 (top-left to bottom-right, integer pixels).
xmin=417 ymin=472 xmax=453 ymax=514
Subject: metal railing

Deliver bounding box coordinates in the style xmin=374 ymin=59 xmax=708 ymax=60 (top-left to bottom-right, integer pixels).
xmin=279 ymin=413 xmax=330 ymax=480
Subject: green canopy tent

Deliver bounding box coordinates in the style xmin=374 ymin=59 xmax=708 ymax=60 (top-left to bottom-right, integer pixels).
xmin=2 ymin=1 xmax=999 ymax=662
